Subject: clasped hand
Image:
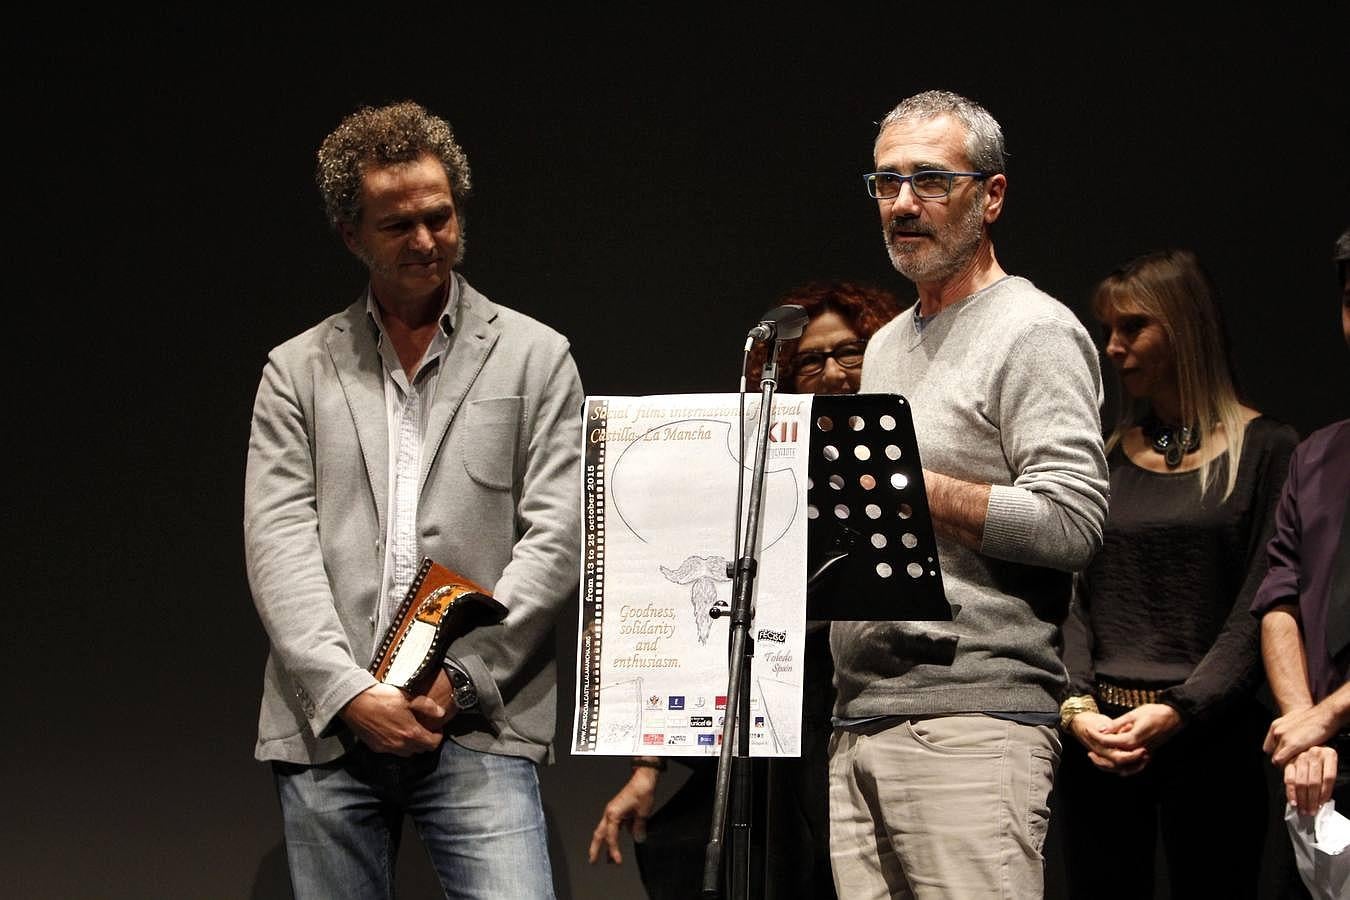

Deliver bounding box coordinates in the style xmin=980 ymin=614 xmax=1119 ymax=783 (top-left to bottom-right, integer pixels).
xmin=1264 ymin=705 xmax=1340 ymax=816
xmin=1070 ymin=703 xmax=1183 ymax=776
xmin=339 ymin=670 xmax=459 ymax=756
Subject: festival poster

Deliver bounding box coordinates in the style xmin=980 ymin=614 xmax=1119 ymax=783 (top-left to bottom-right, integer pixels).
xmin=572 ymin=394 xmax=811 ymax=758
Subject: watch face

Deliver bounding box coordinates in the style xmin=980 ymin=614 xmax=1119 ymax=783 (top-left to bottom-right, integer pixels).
xmin=449 ymin=669 xmax=477 ymax=708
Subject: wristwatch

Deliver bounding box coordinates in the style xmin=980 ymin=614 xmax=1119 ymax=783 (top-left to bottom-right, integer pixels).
xmin=445 ymin=661 xmax=479 ymax=711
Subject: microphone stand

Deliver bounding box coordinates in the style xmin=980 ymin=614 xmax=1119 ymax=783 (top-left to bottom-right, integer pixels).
xmin=701 ymin=332 xmax=785 ymax=899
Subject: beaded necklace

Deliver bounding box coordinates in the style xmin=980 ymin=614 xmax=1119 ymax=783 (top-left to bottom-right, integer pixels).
xmin=1141 ymin=413 xmax=1201 ymax=469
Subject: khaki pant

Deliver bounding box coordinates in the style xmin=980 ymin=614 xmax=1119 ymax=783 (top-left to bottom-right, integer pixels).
xmin=829 ymin=714 xmax=1060 ymax=899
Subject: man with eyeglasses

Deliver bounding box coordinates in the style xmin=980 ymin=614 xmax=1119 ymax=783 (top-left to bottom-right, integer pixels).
xmin=828 ymin=90 xmax=1109 ymax=898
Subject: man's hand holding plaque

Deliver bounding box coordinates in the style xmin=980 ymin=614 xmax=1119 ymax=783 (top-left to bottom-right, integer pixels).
xmin=341 ymin=558 xmax=508 ymax=755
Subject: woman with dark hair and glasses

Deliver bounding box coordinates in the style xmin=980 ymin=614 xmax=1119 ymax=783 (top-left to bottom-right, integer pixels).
xmin=749 ymin=280 xmax=902 ymax=394
xmin=1056 ymin=249 xmax=1297 ymax=899
xmin=588 ymin=281 xmax=900 ymax=899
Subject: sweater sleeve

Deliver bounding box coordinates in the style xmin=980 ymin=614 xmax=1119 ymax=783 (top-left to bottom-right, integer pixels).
xmin=980 ymin=317 xmax=1110 ymax=572
xmin=1162 ymin=423 xmax=1299 ymax=721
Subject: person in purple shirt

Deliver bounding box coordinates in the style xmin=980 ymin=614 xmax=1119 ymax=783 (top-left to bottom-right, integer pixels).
xmin=1255 ymin=228 xmax=1350 ymax=819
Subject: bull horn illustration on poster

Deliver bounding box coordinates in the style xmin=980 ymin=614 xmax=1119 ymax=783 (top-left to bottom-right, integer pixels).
xmin=611 ymin=412 xmax=797 ymax=645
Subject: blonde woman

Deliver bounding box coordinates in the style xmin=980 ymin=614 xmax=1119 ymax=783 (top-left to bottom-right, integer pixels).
xmin=1058 ymin=249 xmax=1297 ymax=899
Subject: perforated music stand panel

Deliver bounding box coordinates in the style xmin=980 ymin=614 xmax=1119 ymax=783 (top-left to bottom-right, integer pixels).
xmin=805 ymin=393 xmax=950 ymax=622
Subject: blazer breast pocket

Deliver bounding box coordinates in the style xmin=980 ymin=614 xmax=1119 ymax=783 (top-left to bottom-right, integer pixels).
xmin=461 ymin=396 xmax=524 ymax=490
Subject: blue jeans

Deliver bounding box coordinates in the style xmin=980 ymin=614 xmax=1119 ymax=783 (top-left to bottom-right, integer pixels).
xmin=274 ymin=738 xmax=555 ymax=899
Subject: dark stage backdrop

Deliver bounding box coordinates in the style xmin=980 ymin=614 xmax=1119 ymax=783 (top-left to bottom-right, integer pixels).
xmin=10 ymin=9 xmax=1348 ymax=899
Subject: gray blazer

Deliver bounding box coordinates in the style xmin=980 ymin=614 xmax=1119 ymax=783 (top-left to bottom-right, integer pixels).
xmin=245 ymin=275 xmax=583 ymax=765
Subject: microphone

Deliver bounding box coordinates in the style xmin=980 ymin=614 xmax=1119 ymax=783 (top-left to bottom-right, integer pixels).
xmin=746 ymin=304 xmax=810 ymax=343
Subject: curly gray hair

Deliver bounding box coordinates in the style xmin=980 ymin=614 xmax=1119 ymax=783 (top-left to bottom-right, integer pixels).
xmin=316 ymin=101 xmax=472 ymax=229
xmin=877 ymin=90 xmax=1006 ymax=175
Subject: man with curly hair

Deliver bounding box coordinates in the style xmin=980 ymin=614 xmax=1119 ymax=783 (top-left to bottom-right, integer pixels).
xmin=245 ymin=101 xmax=581 ymax=898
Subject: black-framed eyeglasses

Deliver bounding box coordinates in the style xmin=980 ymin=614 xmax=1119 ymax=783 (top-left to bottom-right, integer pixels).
xmin=864 ymin=170 xmax=987 ymax=200
xmin=791 ymin=341 xmax=868 ymax=377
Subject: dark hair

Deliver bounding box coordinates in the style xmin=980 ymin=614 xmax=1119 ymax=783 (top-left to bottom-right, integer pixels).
xmin=316 ymin=101 xmax=472 ymax=230
xmin=747 ymin=281 xmax=902 ymax=388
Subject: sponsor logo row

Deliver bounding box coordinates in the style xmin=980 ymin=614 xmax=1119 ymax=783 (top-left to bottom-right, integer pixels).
xmin=642 ymin=729 xmax=769 ymax=747
xmin=649 ymin=694 xmax=767 ymax=711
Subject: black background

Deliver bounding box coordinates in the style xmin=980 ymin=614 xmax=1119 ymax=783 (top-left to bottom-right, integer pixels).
xmin=10 ymin=8 xmax=1348 ymax=898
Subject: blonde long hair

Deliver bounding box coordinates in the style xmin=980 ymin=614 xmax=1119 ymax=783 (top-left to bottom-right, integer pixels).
xmin=1093 ymin=249 xmax=1248 ymax=500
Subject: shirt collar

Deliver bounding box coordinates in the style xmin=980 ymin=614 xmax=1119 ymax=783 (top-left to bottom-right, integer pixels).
xmin=911 ymin=300 xmax=929 ymax=335
xmin=364 ymin=275 xmax=460 ymax=346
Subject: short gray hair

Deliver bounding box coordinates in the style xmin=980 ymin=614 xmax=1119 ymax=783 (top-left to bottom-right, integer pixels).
xmin=877 ymin=90 xmax=1006 ymax=174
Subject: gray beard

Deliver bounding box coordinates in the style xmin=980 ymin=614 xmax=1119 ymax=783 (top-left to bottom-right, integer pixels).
xmin=886 ymin=237 xmax=967 ymax=284
xmin=883 ymin=196 xmax=985 ymax=284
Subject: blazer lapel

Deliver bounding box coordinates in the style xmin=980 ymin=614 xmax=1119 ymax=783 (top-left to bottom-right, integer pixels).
xmin=421 ymin=278 xmax=500 ymax=493
xmin=327 ymin=300 xmax=390 ymax=532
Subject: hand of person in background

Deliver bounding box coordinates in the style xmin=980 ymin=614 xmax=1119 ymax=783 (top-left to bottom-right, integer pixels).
xmin=588 ymin=764 xmax=660 ymax=865
xmin=1280 ymin=745 xmax=1340 ymax=816
xmin=1070 ymin=711 xmax=1151 ymax=775
xmin=1264 ymin=699 xmax=1345 ymax=815
xmin=1264 ymin=702 xmax=1341 ymax=766
xmin=339 ymin=683 xmax=444 ymax=756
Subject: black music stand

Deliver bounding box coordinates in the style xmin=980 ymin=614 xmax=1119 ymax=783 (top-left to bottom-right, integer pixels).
xmin=804 ymin=393 xmax=950 ymax=622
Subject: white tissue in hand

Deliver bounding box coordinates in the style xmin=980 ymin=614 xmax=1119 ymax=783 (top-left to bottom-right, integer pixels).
xmin=1286 ymin=802 xmax=1350 ymax=899
xmin=1310 ymin=802 xmax=1350 ymax=855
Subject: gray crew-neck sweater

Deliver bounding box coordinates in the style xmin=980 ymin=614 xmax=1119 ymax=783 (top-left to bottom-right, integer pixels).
xmin=832 ymin=275 xmax=1109 ymax=718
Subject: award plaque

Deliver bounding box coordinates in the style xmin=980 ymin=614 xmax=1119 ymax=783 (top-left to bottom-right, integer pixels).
xmin=370 ymin=558 xmax=507 ymax=693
